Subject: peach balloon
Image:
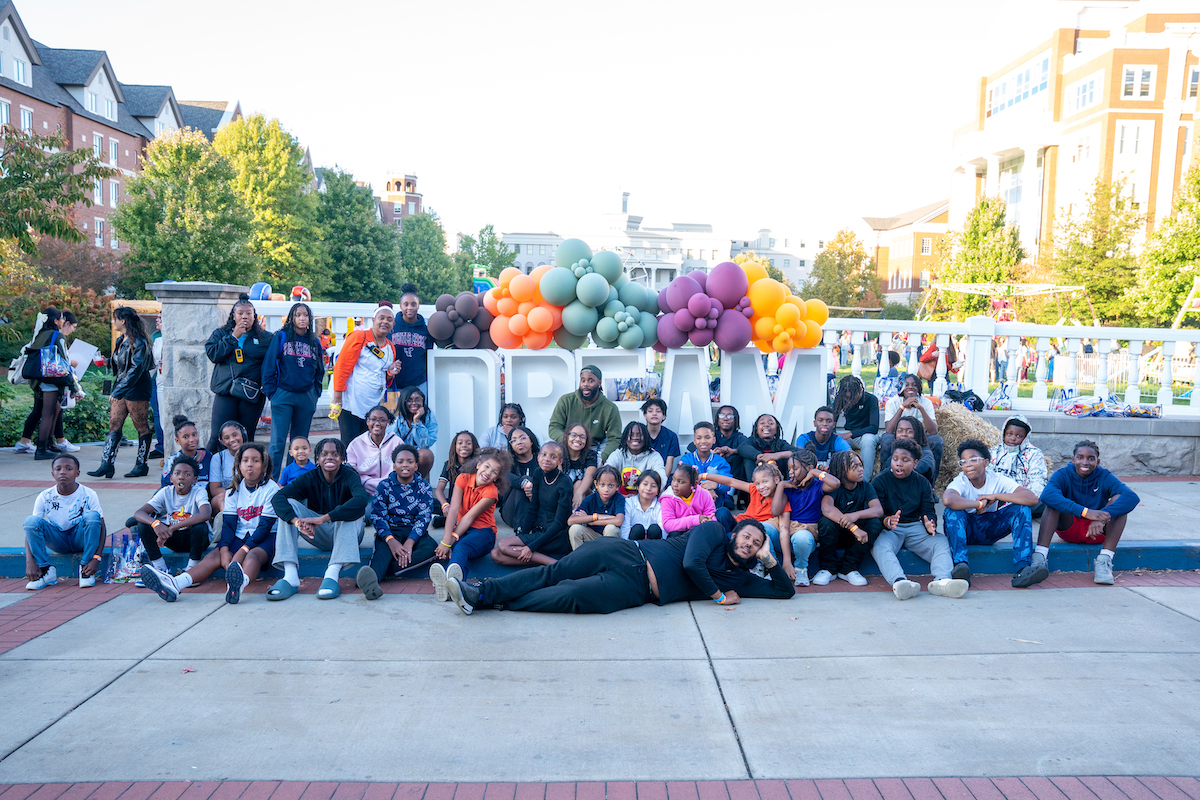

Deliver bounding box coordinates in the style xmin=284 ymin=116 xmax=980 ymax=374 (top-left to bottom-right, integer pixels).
xmin=508 ymin=313 xmax=530 ymax=337
xmin=530 ymin=264 xmax=553 ymax=283
xmin=483 ymin=291 xmax=500 ymax=315
xmin=490 ymin=316 xmax=522 ymax=349
xmin=523 ymin=330 xmax=553 ymax=349
xmin=527 ymin=306 xmax=553 ymax=333
xmin=545 ymin=304 xmax=563 ymax=329
xmin=509 ymin=274 xmax=536 ymax=302
xmin=805 ymin=298 xmax=829 ymax=326
xmin=499 ymin=267 xmax=522 ymax=287
xmin=497 ymin=297 xmax=518 ymax=317
xmin=748 ymin=278 xmax=786 ymax=316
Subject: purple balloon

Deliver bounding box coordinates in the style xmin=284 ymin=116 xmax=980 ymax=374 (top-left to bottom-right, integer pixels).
xmin=689 ymin=327 xmax=714 ymax=347
xmin=714 ymin=309 xmax=754 ymax=352
xmin=695 ymin=317 xmax=708 ymax=330
xmin=656 ymin=313 xmax=689 ymax=349
xmin=665 ymin=275 xmax=703 ymax=312
xmin=657 ymin=290 xmax=672 ymax=314
xmin=687 ymin=293 xmax=711 ymax=318
xmin=652 ymin=341 xmax=668 ymax=354
xmin=742 ymin=306 xmax=754 ymax=318
xmin=674 ymin=308 xmax=696 ymax=330
xmin=707 ymin=307 xmax=720 ymax=320
xmin=708 ymin=262 xmax=750 ymax=310
xmin=690 ymin=271 xmax=707 ymax=292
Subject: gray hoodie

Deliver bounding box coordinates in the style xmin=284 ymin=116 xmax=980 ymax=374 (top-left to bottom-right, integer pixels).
xmin=989 ymin=414 xmax=1048 ymax=495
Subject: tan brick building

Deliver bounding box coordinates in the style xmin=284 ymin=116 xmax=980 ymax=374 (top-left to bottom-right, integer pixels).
xmin=863 ymin=200 xmax=950 ymax=304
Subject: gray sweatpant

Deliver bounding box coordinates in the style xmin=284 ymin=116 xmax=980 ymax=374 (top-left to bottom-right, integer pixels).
xmin=273 ymin=499 xmax=365 ymax=570
xmin=871 ymin=521 xmax=952 ymax=583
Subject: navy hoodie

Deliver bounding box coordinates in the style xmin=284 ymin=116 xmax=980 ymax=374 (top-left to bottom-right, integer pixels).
xmin=1040 ymin=465 xmax=1139 ymax=519
xmin=389 ymin=314 xmax=433 ymax=390
xmin=261 ymin=329 xmax=325 ymax=397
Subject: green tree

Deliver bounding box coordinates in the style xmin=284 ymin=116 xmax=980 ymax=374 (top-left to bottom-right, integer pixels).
xmin=316 ymin=169 xmax=403 ymax=301
xmin=471 ymin=225 xmax=518 ymax=277
xmin=213 ymin=114 xmax=328 ymax=295
xmin=398 ymin=212 xmax=469 ymax=299
xmin=882 ymin=301 xmax=915 ymax=320
xmin=111 ymin=128 xmax=257 ymax=296
xmin=1049 ymin=177 xmax=1142 ymax=325
xmin=1130 ymin=161 xmax=1200 ymax=327
xmin=800 ymin=229 xmax=880 ymax=307
xmin=934 ymin=196 xmax=1025 ymax=315
xmin=0 ymin=125 xmax=118 ymax=256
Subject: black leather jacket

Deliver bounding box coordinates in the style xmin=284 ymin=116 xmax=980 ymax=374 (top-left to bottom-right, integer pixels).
xmin=110 ymin=334 xmax=152 ymax=400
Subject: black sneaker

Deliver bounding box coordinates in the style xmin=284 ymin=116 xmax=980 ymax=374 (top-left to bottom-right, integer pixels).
xmin=446 ymin=576 xmax=480 ymax=615
xmin=1012 ymin=561 xmax=1049 ymax=588
xmin=952 ymin=561 xmax=971 ymax=584
xmin=225 ymin=561 xmax=244 ymax=604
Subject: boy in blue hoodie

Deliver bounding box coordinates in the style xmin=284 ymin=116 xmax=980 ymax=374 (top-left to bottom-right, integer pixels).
xmin=1037 ymin=439 xmax=1139 ymax=586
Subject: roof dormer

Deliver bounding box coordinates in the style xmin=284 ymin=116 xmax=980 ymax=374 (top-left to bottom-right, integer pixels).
xmin=0 ymin=1 xmax=41 ymax=89
xmin=123 ymin=84 xmax=183 ymax=137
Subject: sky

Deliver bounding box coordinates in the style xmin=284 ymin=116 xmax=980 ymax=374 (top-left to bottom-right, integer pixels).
xmin=23 ymin=0 xmax=1082 ymax=243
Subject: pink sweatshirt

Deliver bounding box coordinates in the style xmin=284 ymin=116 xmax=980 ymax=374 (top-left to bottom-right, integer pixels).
xmin=346 ymin=430 xmax=402 ymax=495
xmin=660 ymin=490 xmax=717 ymax=534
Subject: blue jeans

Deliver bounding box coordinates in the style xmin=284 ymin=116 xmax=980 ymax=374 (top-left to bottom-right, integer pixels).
xmin=25 ymin=512 xmax=103 ymax=568
xmin=150 ymin=375 xmax=163 ymax=449
xmin=765 ymin=523 xmax=816 ymax=569
xmin=943 ymin=504 xmax=1033 ymax=570
xmin=715 ymin=507 xmax=736 ymax=533
xmin=268 ymin=388 xmax=319 ymax=480
xmin=449 ymin=526 xmax=496 ymax=578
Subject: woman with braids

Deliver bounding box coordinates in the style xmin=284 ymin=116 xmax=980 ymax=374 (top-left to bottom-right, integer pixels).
xmin=812 ymin=450 xmax=884 ymax=586
xmin=204 ymin=293 xmax=273 ymax=452
xmin=261 ymin=301 xmax=325 ymax=480
xmin=90 ymin=307 xmax=154 ymax=478
xmin=23 ymin=308 xmax=83 ymax=461
xmin=831 ymin=375 xmax=879 ymax=479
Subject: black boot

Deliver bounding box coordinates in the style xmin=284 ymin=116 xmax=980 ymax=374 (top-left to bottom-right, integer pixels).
xmin=34 ymin=443 xmax=56 ymax=460
xmin=124 ymin=434 xmax=153 ymax=478
xmin=87 ymin=432 xmax=121 ymax=478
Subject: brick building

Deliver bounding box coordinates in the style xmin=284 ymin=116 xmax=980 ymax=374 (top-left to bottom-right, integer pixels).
xmin=863 ymin=200 xmax=950 ymax=305
xmin=0 ymin=0 xmax=239 ymax=251
xmin=378 ymin=173 xmax=423 ymax=231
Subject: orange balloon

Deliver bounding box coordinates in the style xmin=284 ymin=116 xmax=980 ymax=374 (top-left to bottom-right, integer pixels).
xmin=754 ymin=316 xmax=777 ymax=341
xmin=491 ymin=286 xmax=504 ymax=299
xmin=490 ymin=316 xmax=522 ymax=349
xmin=508 ymin=313 xmax=530 ymax=336
xmin=523 ymin=330 xmax=553 ymax=349
xmin=748 ymin=278 xmax=786 ymax=316
xmin=497 ymin=297 xmax=517 ymax=317
xmin=527 ymin=306 xmax=553 ymax=333
xmin=483 ymin=291 xmax=500 ymax=314
xmin=798 ymin=319 xmax=823 ymax=349
xmin=499 ymin=267 xmax=522 ymax=287
xmin=509 ymin=274 xmax=536 ymax=302
xmin=517 ymin=300 xmax=536 ymax=316
xmin=805 ymin=298 xmax=829 ymax=325
xmin=544 ymin=304 xmax=563 ymax=329
xmin=775 ymin=301 xmax=801 ymax=328
xmin=741 ymin=261 xmax=768 ymax=284
xmin=530 ymin=264 xmax=553 ymax=283
xmin=755 ymin=339 xmax=773 ymax=353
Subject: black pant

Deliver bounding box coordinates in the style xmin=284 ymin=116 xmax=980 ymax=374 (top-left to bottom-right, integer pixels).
xmin=499 ymin=484 xmax=530 ymax=530
xmin=338 ymin=411 xmax=368 ymax=447
xmin=208 ymin=393 xmax=266 ymax=451
xmin=482 ymin=537 xmax=654 ymax=614
xmin=137 ymin=520 xmax=211 ymax=562
xmin=629 ymin=524 xmax=663 ymax=541
xmin=23 ymin=390 xmax=64 ymax=440
xmin=816 ymin=516 xmax=882 ymax=575
xmin=367 ymin=531 xmax=438 ymax=581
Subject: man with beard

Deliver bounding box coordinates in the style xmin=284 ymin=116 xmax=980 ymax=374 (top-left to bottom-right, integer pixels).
xmin=547 ymin=365 xmax=625 ymax=462
xmin=443 ymin=519 xmax=795 ymax=615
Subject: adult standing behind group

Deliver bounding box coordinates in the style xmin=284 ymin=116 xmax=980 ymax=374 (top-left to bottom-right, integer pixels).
xmin=89 ymin=307 xmax=154 ymax=478
xmin=16 ymin=310 xmax=81 ymax=457
xmin=205 ymin=294 xmax=272 ymax=452
xmin=389 ymin=284 xmax=434 ymax=397
xmin=547 ymin=366 xmax=623 ymax=462
xmin=22 ymin=309 xmax=83 ymax=461
xmin=332 ymin=302 xmax=401 ymax=446
xmin=261 ymin=302 xmax=325 ymax=480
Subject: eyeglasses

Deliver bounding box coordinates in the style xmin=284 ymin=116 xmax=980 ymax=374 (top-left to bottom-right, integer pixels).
xmin=717 ymin=413 xmax=735 ymax=419
xmin=567 ymin=433 xmax=587 ymax=440
xmin=957 ymin=457 xmax=985 ymax=467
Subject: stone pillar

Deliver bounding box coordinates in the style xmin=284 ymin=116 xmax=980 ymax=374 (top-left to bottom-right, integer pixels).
xmin=147 ymin=281 xmax=249 ymax=456
xmin=985 ymin=154 xmax=1001 ymax=197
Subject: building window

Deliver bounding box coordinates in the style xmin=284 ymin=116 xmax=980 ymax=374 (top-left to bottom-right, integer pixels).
xmin=921 ymin=237 xmax=932 ymax=256
xmin=13 ymin=59 xmax=25 ymax=83
xmin=799 ymin=260 xmax=806 ymax=269
xmin=711 ymin=250 xmax=718 ymax=260
xmin=784 ymin=259 xmax=791 ymax=268
xmin=109 ymin=180 xmax=118 ymax=207
xmin=93 ymin=135 xmax=102 ymax=157
xmin=393 ymin=202 xmax=402 ymax=213
xmin=20 ymin=108 xmax=31 ymax=131
xmin=93 ymin=178 xmax=102 ymax=203
xmin=1189 ymin=67 xmax=1199 ymax=99
xmin=784 ymin=239 xmax=789 ymax=247
xmin=539 ymin=244 xmax=546 ymax=255
xmin=768 ymin=238 xmax=775 ymax=248
xmin=799 ymin=240 xmax=806 ymax=248
xmin=0 ymin=101 xmax=7 ymax=126
xmin=768 ymin=258 xmax=775 ymax=267
xmin=110 ymin=140 xmax=118 ymax=166
xmin=819 ymin=240 xmax=825 ymax=249
xmin=87 ymin=92 xmax=97 ymax=113
xmin=408 ymin=201 xmax=416 ymax=215
xmin=94 ymin=219 xmax=104 ymax=247
xmin=106 ymin=99 xmax=114 ymax=120
xmin=1123 ymin=66 xmax=1154 ymax=99
xmin=987 ymin=54 xmax=1050 ymax=117
xmin=686 ymin=249 xmax=693 ymax=259
xmin=1068 ymin=76 xmax=1097 ymax=113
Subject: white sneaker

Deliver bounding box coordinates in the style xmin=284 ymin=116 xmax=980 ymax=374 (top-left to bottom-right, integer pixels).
xmin=839 ymin=571 xmax=868 ymax=586
xmin=140 ymin=564 xmax=179 ymax=602
xmin=56 ymin=439 xmax=81 ymax=453
xmin=1094 ymin=553 xmax=1115 ymax=585
xmin=429 ymin=562 xmax=449 ymax=601
xmin=892 ymin=579 xmax=920 ymax=600
xmin=26 ymin=566 xmax=57 ymax=590
xmin=811 ymin=569 xmax=834 ymax=586
xmin=929 ymin=578 xmax=969 ymax=599
xmin=13 ymin=441 xmax=35 ymax=454
xmin=793 ymin=568 xmax=810 ymax=587
xmin=78 ymin=563 xmax=96 ymax=588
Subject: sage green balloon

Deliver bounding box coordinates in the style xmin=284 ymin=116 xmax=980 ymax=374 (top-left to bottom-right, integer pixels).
xmin=603 ymin=299 xmax=625 ymax=318
xmin=643 ymin=288 xmax=660 ymax=314
xmin=555 ymin=238 xmax=593 ymax=269
xmin=540 ymin=267 xmax=578 ymax=306
xmin=607 ymin=285 xmax=620 ymax=306
xmin=618 ymin=325 xmax=645 ymax=349
xmin=594 ymin=333 xmax=619 ymax=349
xmin=590 ymin=250 xmax=623 ymax=284
xmin=637 ymin=310 xmax=659 ymax=347
xmin=613 ymin=274 xmax=630 ymax=290
xmin=575 ymin=273 xmax=610 ymax=308
xmin=553 ymin=327 xmax=589 ymax=351
xmin=595 ymin=316 xmax=620 ymax=342
xmin=561 ymin=300 xmax=600 ymax=336
xmin=617 ymin=281 xmax=647 ymax=311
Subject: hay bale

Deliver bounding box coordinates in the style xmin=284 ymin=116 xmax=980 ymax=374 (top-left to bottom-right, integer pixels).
xmin=934 ymin=402 xmax=1001 ymax=494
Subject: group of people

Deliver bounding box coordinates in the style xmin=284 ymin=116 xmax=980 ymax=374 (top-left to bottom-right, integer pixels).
xmin=22 ymin=338 xmax=1140 ymax=611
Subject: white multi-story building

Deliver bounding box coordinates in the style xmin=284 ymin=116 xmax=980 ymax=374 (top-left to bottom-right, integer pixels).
xmin=729 ymin=229 xmax=823 ymax=288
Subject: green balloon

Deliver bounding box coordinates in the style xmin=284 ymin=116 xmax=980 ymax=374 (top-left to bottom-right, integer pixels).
xmin=617 ymin=321 xmax=628 ymax=332
xmin=576 ymin=273 xmax=610 ymax=308
xmin=618 ymin=326 xmax=645 ymax=349
xmin=562 ymin=300 xmax=600 ymax=336
xmin=625 ymin=304 xmax=639 ymax=317
xmin=637 ymin=310 xmax=658 ymax=347
xmin=617 ymin=281 xmax=647 ymax=310
xmin=643 ymin=288 xmax=660 ymax=314
xmin=596 ymin=317 xmax=620 ymax=342
xmin=540 ymin=267 xmax=578 ymax=306
xmin=590 ymin=250 xmax=623 ymax=283
xmin=555 ymin=238 xmax=593 ymax=270
xmin=607 ymin=285 xmax=620 ymax=306
xmin=594 ymin=333 xmax=619 ymax=349
xmin=553 ymin=327 xmax=588 ymax=351
xmin=603 ymin=299 xmax=625 ymax=318
xmin=613 ymin=274 xmax=630 ymax=290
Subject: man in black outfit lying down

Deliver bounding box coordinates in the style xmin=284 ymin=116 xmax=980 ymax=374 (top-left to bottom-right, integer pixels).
xmin=445 ymin=519 xmax=795 ymax=614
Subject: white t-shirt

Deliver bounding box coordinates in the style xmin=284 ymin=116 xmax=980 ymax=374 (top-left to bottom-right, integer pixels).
xmin=148 ymin=484 xmax=210 ymax=523
xmin=32 ymin=484 xmax=104 ymax=531
xmin=211 ymin=449 xmax=237 ymax=489
xmin=225 ymin=479 xmax=279 ymax=541
xmin=947 ymin=471 xmax=1020 ymax=513
xmin=884 ymin=395 xmax=937 ymax=425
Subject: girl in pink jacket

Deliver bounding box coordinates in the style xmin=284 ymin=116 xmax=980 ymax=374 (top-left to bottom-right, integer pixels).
xmin=660 ymin=464 xmax=717 ymax=536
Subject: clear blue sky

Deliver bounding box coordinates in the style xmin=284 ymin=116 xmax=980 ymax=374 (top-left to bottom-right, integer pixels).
xmin=24 ymin=0 xmax=1073 ymax=241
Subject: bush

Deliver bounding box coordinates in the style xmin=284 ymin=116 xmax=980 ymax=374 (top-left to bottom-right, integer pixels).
xmin=0 ymin=284 xmax=114 ymax=363
xmin=0 ymin=374 xmax=112 ymax=446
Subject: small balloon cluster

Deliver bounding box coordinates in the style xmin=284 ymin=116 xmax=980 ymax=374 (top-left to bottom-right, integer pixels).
xmin=538 ymin=239 xmax=659 ymax=350
xmin=427 ymin=291 xmax=497 ymax=350
xmin=655 ymin=262 xmax=755 ymax=352
xmin=741 ymin=261 xmax=828 ymax=353
xmin=482 ymin=265 xmax=563 ymax=349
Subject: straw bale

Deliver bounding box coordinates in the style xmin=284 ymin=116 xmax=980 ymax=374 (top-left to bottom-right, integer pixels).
xmin=933 ymin=401 xmax=1001 ymax=494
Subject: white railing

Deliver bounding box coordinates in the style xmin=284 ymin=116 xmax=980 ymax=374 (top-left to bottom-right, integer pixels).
xmin=825 ymin=316 xmax=1200 ymax=417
